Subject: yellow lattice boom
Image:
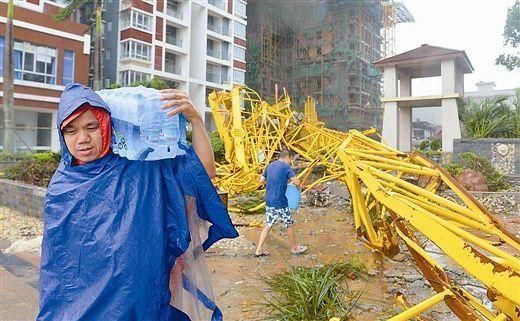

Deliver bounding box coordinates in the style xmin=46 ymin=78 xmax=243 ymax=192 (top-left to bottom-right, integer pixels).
xmin=208 ymin=86 xmax=520 ymax=321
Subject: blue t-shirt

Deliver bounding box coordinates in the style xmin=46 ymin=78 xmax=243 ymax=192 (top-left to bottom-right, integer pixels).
xmin=262 ymin=160 xmax=296 ymax=208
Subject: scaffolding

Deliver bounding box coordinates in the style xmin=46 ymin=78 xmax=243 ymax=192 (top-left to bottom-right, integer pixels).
xmin=246 ymin=0 xmax=412 ymax=132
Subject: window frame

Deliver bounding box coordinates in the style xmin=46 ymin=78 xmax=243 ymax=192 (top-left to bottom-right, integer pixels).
xmin=62 ymin=49 xmax=75 ymax=85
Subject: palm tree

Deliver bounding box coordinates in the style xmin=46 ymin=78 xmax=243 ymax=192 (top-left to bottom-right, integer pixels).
xmin=2 ymin=0 xmax=15 ymax=153
xmin=513 ymin=89 xmax=520 ymax=138
xmin=55 ymin=0 xmax=103 ymax=90
xmin=459 ymin=96 xmax=515 ymax=138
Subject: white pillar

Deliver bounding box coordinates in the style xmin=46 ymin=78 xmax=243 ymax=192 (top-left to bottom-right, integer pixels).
xmin=441 ymin=59 xmax=456 ymax=95
xmin=382 ymin=66 xmax=398 ymax=148
xmin=382 ymin=102 xmax=398 ymax=148
xmin=441 ymin=98 xmax=461 ymax=152
xmin=398 ymin=73 xmax=412 ymax=151
xmin=398 ymin=106 xmax=412 ymax=152
xmin=441 ymin=58 xmax=461 ymax=153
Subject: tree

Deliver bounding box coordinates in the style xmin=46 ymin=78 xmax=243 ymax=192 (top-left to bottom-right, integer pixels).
xmin=2 ymin=0 xmax=15 ymax=152
xmin=459 ymin=96 xmax=516 ymax=138
xmin=55 ymin=0 xmax=103 ymax=90
xmin=496 ymin=0 xmax=520 ymax=71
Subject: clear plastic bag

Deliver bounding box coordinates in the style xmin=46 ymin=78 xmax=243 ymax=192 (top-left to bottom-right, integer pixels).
xmin=97 ymin=86 xmax=187 ymax=161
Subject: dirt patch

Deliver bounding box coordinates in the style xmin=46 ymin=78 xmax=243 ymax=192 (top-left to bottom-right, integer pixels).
xmin=207 ymin=206 xmax=394 ymax=321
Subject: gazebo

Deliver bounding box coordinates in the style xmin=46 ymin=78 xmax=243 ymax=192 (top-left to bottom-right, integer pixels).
xmin=374 ymin=44 xmax=474 ymax=153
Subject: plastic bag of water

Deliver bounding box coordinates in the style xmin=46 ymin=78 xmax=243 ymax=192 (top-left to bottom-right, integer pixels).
xmin=96 ymin=86 xmax=187 ymax=161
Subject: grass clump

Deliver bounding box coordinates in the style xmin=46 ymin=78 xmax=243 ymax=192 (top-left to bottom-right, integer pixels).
xmin=262 ymin=261 xmax=363 ymax=321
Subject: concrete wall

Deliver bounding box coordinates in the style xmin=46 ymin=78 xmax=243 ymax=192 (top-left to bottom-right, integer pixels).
xmin=0 ymin=180 xmax=46 ymax=218
xmin=453 ymin=138 xmax=520 ymax=176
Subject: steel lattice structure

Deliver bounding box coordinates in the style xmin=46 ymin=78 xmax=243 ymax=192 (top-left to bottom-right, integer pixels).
xmin=208 ymin=86 xmax=520 ymax=321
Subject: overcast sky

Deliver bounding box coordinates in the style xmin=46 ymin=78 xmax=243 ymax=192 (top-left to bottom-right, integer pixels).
xmin=396 ymin=0 xmax=520 ymax=93
xmin=394 ymin=0 xmax=519 ymax=124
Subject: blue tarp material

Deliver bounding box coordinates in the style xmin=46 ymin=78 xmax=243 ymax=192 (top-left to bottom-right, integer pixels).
xmin=37 ymin=83 xmax=238 ymax=321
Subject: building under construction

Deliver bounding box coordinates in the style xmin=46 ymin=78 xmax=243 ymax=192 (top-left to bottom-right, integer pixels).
xmin=246 ymin=0 xmax=411 ymax=131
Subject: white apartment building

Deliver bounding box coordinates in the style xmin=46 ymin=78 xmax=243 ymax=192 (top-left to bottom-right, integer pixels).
xmin=103 ymin=0 xmax=247 ymax=128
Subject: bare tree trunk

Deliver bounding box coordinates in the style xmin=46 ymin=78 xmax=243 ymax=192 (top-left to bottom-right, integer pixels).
xmin=2 ymin=0 xmax=15 ymax=153
xmin=92 ymin=3 xmax=102 ymax=90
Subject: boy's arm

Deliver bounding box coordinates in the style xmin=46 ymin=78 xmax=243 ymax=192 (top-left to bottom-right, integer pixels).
xmin=288 ymin=167 xmax=301 ymax=188
xmin=290 ymin=176 xmax=301 ymax=188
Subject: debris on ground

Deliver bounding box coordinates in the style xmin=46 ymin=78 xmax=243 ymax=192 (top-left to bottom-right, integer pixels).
xmin=0 ymin=207 xmax=43 ymax=243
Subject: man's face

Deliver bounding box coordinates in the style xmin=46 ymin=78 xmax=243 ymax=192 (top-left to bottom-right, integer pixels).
xmin=62 ymin=110 xmax=103 ymax=163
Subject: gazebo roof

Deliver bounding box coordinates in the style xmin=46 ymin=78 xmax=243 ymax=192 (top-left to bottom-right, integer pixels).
xmin=374 ymin=44 xmax=474 ymax=77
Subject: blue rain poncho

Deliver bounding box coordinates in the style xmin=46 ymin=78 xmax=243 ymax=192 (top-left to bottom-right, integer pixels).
xmin=37 ymin=83 xmax=238 ymax=321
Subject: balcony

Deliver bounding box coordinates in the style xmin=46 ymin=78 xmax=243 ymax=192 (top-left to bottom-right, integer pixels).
xmin=207 ymin=48 xmax=229 ymax=61
xmin=166 ymin=1 xmax=183 ymax=20
xmin=165 ymin=63 xmax=182 ymax=75
xmin=208 ymin=0 xmax=225 ymax=11
xmin=165 ymin=35 xmax=182 ymax=47
xmin=207 ymin=23 xmax=230 ymax=37
xmin=206 ymin=71 xmax=229 ymax=85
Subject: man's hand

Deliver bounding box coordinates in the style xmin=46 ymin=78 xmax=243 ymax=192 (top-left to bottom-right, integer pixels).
xmin=159 ymin=89 xmax=216 ymax=178
xmin=159 ymin=89 xmax=203 ymax=124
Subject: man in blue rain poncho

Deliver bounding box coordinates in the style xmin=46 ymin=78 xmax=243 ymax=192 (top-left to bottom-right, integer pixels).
xmin=37 ymin=83 xmax=238 ymax=321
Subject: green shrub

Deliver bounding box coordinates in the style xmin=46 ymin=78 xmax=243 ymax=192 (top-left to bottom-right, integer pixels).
xmin=0 ymin=152 xmax=32 ymax=162
xmin=444 ymin=152 xmax=510 ymax=191
xmin=128 ymin=77 xmax=172 ymax=90
xmin=418 ymin=140 xmax=430 ymax=151
xmin=262 ymin=261 xmax=362 ymax=321
xmin=459 ymin=96 xmax=517 ymax=138
xmin=5 ymin=152 xmax=60 ymax=187
xmin=430 ymin=138 xmax=441 ymax=151
xmin=210 ymin=131 xmax=225 ymax=163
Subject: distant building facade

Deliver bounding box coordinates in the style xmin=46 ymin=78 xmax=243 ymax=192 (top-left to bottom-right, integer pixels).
xmin=0 ymin=0 xmax=90 ymax=152
xmin=465 ymin=81 xmax=518 ymax=105
xmin=412 ymin=119 xmax=441 ymax=148
xmin=101 ymin=0 xmax=248 ymax=129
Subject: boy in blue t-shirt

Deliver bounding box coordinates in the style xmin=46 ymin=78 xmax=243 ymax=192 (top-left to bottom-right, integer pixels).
xmin=254 ymin=150 xmax=308 ymax=257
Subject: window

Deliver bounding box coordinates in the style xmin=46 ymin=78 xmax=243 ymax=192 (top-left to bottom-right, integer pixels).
xmin=165 ymin=52 xmax=180 ymax=74
xmin=120 ymin=9 xmax=152 ymax=32
xmin=121 ymin=40 xmax=151 ymax=62
xmin=166 ymin=0 xmax=183 ymax=19
xmin=222 ymin=18 xmax=230 ymax=36
xmin=234 ymin=0 xmax=246 ymax=16
xmin=208 ymin=15 xmax=215 ymax=31
xmin=234 ymin=45 xmax=245 ymax=61
xmin=234 ymin=69 xmax=245 ymax=84
xmin=62 ymin=50 xmax=74 ymax=85
xmin=120 ymin=70 xmax=151 ymax=86
xmin=105 ymin=49 xmax=111 ymax=60
xmin=165 ymin=25 xmax=181 ymax=46
xmin=206 ymin=63 xmax=219 ymax=83
xmin=207 ymin=39 xmax=216 ymax=58
xmin=208 ymin=0 xmax=225 ymax=10
xmin=107 ymin=21 xmax=112 ymax=32
xmin=221 ymin=42 xmax=229 ymax=60
xmin=36 ymin=112 xmax=52 ymax=147
xmin=133 ymin=10 xmax=152 ymax=32
xmin=120 ymin=10 xmax=131 ymax=29
xmin=13 ymin=41 xmax=57 ymax=84
xmin=221 ymin=66 xmax=229 ymax=84
xmin=234 ymin=21 xmax=246 ymax=39
xmin=0 ymin=37 xmax=3 ymax=75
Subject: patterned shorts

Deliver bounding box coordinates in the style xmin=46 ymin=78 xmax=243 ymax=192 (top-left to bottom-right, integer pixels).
xmin=265 ymin=206 xmax=294 ymax=228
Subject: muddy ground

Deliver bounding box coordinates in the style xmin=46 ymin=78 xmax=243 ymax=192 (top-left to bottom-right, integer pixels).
xmin=2 ymin=202 xmax=519 ymax=321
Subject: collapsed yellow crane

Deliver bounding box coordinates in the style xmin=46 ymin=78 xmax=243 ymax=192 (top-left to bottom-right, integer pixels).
xmin=208 ymin=86 xmax=520 ymax=321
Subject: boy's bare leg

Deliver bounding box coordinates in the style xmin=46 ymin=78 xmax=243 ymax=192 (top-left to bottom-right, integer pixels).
xmin=255 ymin=225 xmax=271 ymax=255
xmin=287 ymin=225 xmax=297 ymax=252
